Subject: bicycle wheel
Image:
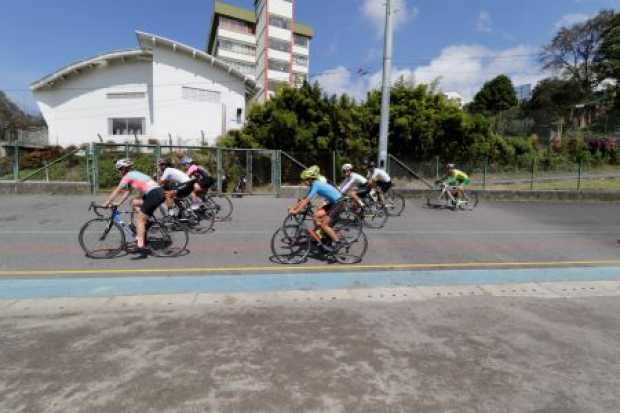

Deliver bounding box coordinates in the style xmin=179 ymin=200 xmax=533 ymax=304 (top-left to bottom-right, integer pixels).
xmin=147 ymin=221 xmax=189 ymax=257
xmin=362 ymin=200 xmax=388 ymax=229
xmin=210 ymin=194 xmax=233 ymax=221
xmin=194 ymin=205 xmax=216 ymax=233
xmin=270 ymin=225 xmax=311 ymax=265
xmin=426 ymin=190 xmax=447 ymax=209
xmin=460 ymin=191 xmax=479 ymax=211
xmin=385 ymin=190 xmax=405 ymax=216
xmin=334 ymin=231 xmax=368 ymax=264
xmin=78 ymin=218 xmax=125 ymax=259
xmin=282 ymin=213 xmax=312 ymax=238
xmin=333 ymin=210 xmax=364 ymax=243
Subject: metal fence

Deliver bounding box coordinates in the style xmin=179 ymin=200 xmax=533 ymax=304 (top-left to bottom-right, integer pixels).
xmin=4 ymin=142 xmax=620 ymax=194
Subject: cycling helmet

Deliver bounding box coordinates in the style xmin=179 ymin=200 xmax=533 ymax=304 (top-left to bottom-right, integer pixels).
xmin=158 ymin=158 xmax=172 ymax=167
xmin=115 ymin=159 xmax=133 ymax=171
xmin=446 ymin=163 xmax=456 ymax=169
xmin=181 ymin=156 xmax=193 ymax=165
xmin=341 ymin=163 xmax=353 ymax=172
xmin=300 ymin=167 xmax=320 ymax=181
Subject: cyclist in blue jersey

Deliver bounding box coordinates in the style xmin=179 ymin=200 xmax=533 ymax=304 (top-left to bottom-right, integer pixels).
xmin=289 ymin=166 xmax=344 ymax=249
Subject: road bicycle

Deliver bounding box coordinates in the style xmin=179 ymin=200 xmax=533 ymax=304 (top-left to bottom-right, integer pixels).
xmin=282 ymin=199 xmax=364 ymax=237
xmin=79 ymin=203 xmax=189 ymax=259
xmin=341 ymin=193 xmax=388 ymax=229
xmin=426 ymin=182 xmax=479 ymax=211
xmin=382 ymin=188 xmax=406 ymax=216
xmin=272 ymin=207 xmax=367 ymax=265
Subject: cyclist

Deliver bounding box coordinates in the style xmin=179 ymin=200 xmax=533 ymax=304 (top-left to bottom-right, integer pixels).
xmin=366 ymin=161 xmax=392 ymax=203
xmin=289 ymin=167 xmax=344 ymax=251
xmin=339 ymin=163 xmax=369 ymax=208
xmin=439 ymin=163 xmax=470 ymax=204
xmin=104 ymin=159 xmax=164 ymax=259
xmin=180 ymin=156 xmax=216 ymax=209
xmin=158 ymin=159 xmax=194 ymax=215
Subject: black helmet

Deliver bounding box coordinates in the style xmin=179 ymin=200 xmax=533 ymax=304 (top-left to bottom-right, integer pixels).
xmin=158 ymin=158 xmax=172 ymax=168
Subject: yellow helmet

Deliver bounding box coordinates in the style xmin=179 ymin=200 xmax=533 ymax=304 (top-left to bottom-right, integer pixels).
xmin=300 ymin=165 xmax=320 ymax=181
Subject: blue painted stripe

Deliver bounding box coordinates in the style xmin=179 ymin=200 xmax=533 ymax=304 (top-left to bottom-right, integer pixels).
xmin=1 ymin=266 xmax=620 ymax=300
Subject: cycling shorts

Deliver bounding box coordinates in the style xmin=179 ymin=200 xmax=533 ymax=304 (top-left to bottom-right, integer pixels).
xmin=377 ymin=181 xmax=392 ymax=193
xmin=141 ymin=187 xmax=165 ymax=217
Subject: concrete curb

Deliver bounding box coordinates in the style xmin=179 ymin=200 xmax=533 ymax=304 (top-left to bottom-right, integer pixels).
xmin=0 ymin=181 xmax=90 ymax=195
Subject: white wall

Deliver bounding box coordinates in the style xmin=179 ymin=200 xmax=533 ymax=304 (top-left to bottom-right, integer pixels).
xmin=34 ymin=60 xmax=152 ymax=147
xmin=152 ymin=45 xmax=248 ymax=146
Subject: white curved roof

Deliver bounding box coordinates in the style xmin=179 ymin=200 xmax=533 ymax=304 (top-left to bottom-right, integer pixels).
xmin=30 ymin=49 xmax=152 ymax=91
xmin=135 ymin=30 xmax=256 ymax=92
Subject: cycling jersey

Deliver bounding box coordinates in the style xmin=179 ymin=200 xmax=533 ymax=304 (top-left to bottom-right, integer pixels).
xmin=161 ymin=168 xmax=191 ymax=184
xmin=448 ymin=169 xmax=470 ymax=185
xmin=119 ymin=171 xmax=159 ymax=195
xmin=318 ymin=175 xmax=327 ymax=183
xmin=339 ymin=172 xmax=368 ymax=194
xmin=307 ymin=180 xmax=342 ymax=204
xmin=370 ymin=168 xmax=391 ymax=183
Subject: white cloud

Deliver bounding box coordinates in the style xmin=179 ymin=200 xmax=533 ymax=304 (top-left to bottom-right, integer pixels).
xmin=315 ymin=44 xmax=549 ymax=103
xmin=554 ymin=13 xmax=592 ymax=30
xmin=476 ymin=10 xmax=492 ymax=33
xmin=361 ymin=0 xmax=418 ymax=35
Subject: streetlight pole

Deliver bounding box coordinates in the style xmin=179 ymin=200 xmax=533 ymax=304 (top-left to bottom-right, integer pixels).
xmin=378 ymin=0 xmax=394 ymax=169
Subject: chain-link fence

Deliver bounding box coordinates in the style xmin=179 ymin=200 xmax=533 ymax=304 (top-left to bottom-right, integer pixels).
xmin=0 ymin=144 xmax=89 ymax=182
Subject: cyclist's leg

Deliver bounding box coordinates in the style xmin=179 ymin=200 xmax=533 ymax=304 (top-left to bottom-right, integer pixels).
xmin=138 ymin=188 xmax=165 ymax=248
xmin=315 ymin=206 xmax=339 ymax=242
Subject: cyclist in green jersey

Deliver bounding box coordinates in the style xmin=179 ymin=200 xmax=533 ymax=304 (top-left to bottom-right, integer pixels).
xmin=439 ymin=163 xmax=470 ymax=204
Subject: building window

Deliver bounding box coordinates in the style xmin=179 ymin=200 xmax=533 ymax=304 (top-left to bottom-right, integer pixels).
xmin=236 ymin=108 xmax=243 ymax=123
xmin=293 ymin=73 xmax=307 ymax=88
xmin=294 ymin=34 xmax=309 ymax=47
xmin=219 ymin=16 xmax=254 ymax=35
xmin=106 ymin=92 xmax=145 ymax=99
xmin=218 ymin=40 xmax=255 ymax=56
xmin=268 ymin=59 xmax=289 ymax=73
xmin=293 ymin=54 xmax=308 ymax=66
xmin=182 ymin=87 xmax=221 ymax=103
xmin=269 ymin=14 xmax=290 ymax=30
xmin=226 ymin=61 xmax=255 ymax=76
xmin=269 ymin=38 xmax=290 ymax=53
xmin=268 ymin=80 xmax=289 ymax=92
xmin=109 ymin=118 xmax=145 ymax=136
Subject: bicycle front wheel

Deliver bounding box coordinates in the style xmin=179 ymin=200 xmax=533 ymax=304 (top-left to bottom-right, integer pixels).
xmin=385 ymin=190 xmax=405 ymax=216
xmin=461 ymin=191 xmax=479 ymax=211
xmin=362 ymin=201 xmax=388 ymax=229
xmin=335 ymin=231 xmax=368 ymax=264
xmin=78 ymin=218 xmax=125 ymax=259
xmin=211 ymin=194 xmax=234 ymax=221
xmin=147 ymin=221 xmax=189 ymax=257
xmin=270 ymin=225 xmax=311 ymax=265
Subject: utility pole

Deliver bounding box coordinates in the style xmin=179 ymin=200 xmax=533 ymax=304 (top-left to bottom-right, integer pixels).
xmin=378 ymin=0 xmax=394 ymax=169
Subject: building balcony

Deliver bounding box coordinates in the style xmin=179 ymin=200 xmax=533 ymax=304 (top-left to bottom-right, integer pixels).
xmin=217 ymin=28 xmax=256 ymax=46
xmin=292 ymin=64 xmax=308 ymax=74
xmin=268 ymin=26 xmax=292 ymax=42
xmin=216 ymin=49 xmax=256 ymax=64
xmin=268 ymin=69 xmax=290 ymax=82
xmin=268 ymin=49 xmax=290 ymax=62
xmin=292 ymin=45 xmax=309 ymax=56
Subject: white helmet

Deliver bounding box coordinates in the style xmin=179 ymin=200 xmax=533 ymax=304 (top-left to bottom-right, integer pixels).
xmin=341 ymin=163 xmax=353 ymax=172
xmin=115 ymin=159 xmax=133 ymax=171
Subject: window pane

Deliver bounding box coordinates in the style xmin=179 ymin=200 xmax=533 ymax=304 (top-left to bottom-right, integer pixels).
xmin=294 ymin=34 xmax=309 ymax=47
xmin=269 ymin=15 xmax=290 ymax=30
xmin=269 ymin=38 xmax=290 ymax=52
xmin=268 ymin=59 xmax=289 ymax=73
xmin=182 ymin=86 xmax=221 ymax=103
xmin=293 ymin=54 xmax=307 ymax=66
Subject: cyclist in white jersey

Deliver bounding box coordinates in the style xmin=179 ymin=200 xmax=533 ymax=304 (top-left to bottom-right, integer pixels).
xmin=158 ymin=159 xmax=193 ymax=213
xmin=366 ymin=161 xmax=392 ymax=203
xmin=338 ymin=163 xmax=369 ymax=208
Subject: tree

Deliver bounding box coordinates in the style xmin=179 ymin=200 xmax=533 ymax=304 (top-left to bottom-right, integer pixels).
xmin=469 ymin=75 xmax=518 ymax=115
xmin=525 ymin=78 xmax=585 ymax=137
xmin=540 ymin=10 xmax=616 ymax=96
xmin=597 ymin=13 xmax=620 ymax=107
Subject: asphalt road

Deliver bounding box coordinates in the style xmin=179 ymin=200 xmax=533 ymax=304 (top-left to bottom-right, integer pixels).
xmin=1 ymin=295 xmax=619 ymax=412
xmin=1 ymin=195 xmax=620 ymax=273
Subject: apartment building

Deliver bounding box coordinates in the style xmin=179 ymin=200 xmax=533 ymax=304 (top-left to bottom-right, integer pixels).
xmin=207 ymin=0 xmax=314 ymax=101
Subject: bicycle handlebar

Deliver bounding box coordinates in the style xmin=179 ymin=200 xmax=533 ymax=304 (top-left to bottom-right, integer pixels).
xmin=89 ymin=202 xmax=118 ymax=218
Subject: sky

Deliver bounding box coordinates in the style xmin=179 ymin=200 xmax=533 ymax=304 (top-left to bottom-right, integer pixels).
xmin=1 ymin=0 xmax=619 ymax=113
